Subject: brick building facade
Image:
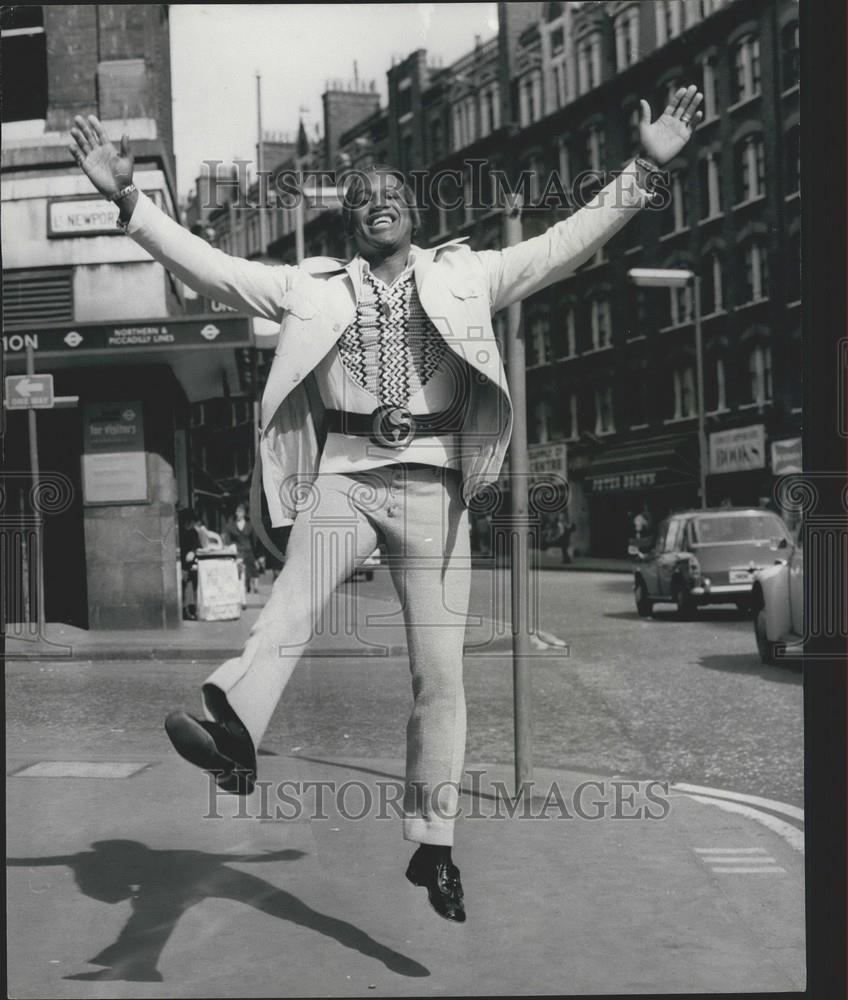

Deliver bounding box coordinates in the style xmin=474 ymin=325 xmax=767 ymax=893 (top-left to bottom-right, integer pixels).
xmin=198 ymin=0 xmax=802 ymax=557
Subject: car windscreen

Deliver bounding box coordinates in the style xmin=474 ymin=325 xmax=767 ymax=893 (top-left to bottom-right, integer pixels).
xmin=690 ymin=515 xmax=788 ymax=544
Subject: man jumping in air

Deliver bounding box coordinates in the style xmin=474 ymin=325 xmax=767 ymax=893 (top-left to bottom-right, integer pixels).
xmin=69 ymin=84 xmax=703 ymax=923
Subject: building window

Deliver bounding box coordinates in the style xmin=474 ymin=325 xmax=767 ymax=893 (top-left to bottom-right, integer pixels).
xmin=732 ymin=35 xmax=761 ymax=104
xmin=1 ymin=5 xmax=47 ymax=123
xmin=786 ymin=229 xmax=801 ymax=303
xmin=747 ymin=344 xmax=772 ymax=404
xmin=585 ymin=125 xmax=605 ymax=172
xmin=668 ymin=283 xmax=694 ymax=326
xmin=700 ymin=56 xmax=719 ymax=119
xmin=672 ymin=364 xmax=697 ymax=419
xmin=663 ymin=170 xmax=688 ymax=232
xmin=533 ymin=399 xmax=553 ymax=444
xmin=551 ymin=25 xmax=565 ymax=55
xmin=565 ymin=391 xmax=579 ymax=439
xmin=559 ymin=306 xmax=577 ymax=358
xmin=577 ymin=33 xmax=601 ymax=95
xmin=557 ymin=140 xmax=572 ymax=190
xmin=479 ymin=85 xmax=498 ymax=137
xmin=529 ymin=317 xmax=552 ymax=366
xmin=614 ymin=7 xmax=639 ymax=70
xmin=595 ymin=385 xmax=616 ymax=435
xmin=735 ymin=135 xmax=765 ymax=202
xmin=781 ymin=21 xmax=800 ymax=91
xmin=626 ymin=106 xmax=642 ymax=160
xmin=551 ymin=61 xmax=566 ymax=111
xmin=741 ymin=240 xmax=769 ymax=302
xmin=705 ymin=356 xmax=727 ymax=412
xmin=397 ymin=80 xmax=413 ymax=117
xmin=590 ymin=299 xmax=612 ymax=350
xmin=699 ymin=155 xmax=722 ymax=218
xmin=784 ymin=124 xmax=800 ymax=194
xmin=655 ymin=1 xmax=683 ymax=45
xmin=430 ymin=118 xmax=444 ymax=160
xmin=463 ymin=174 xmax=474 ymax=226
xmin=701 ymin=252 xmax=725 ymax=313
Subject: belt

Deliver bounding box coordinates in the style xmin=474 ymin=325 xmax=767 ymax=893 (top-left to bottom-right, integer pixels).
xmin=324 ymin=403 xmax=466 ymax=449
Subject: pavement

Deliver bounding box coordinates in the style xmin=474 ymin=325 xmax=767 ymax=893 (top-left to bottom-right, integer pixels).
xmin=6 ymin=749 xmax=806 ymax=996
xmin=4 ymin=559 xmax=633 ymax=663
xmin=5 ymin=567 xmax=806 ymax=996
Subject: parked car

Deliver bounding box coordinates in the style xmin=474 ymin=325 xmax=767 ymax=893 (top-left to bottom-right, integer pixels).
xmin=751 ymin=530 xmax=804 ymax=664
xmin=350 ymin=547 xmax=382 ymax=582
xmin=633 ymin=508 xmax=793 ymax=618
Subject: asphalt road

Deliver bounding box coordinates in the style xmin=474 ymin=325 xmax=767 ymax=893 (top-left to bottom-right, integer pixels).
xmin=6 ymin=569 xmax=803 ymax=809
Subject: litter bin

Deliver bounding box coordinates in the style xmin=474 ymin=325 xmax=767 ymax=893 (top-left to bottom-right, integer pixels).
xmin=195 ymin=548 xmax=242 ymax=621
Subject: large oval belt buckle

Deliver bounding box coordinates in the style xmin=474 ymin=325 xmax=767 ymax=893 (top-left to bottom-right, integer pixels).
xmin=370 ymin=404 xmax=414 ymax=449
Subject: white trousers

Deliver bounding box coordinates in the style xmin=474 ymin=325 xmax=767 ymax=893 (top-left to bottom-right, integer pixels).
xmin=202 ymin=463 xmax=472 ymax=845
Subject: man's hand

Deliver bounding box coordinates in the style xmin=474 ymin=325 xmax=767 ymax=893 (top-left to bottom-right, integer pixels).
xmin=68 ymin=115 xmax=134 ymax=199
xmin=639 ymin=85 xmax=704 ymax=166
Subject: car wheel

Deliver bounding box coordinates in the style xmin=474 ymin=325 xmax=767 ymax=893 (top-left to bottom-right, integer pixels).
xmin=754 ymin=607 xmax=778 ymax=665
xmin=735 ymin=599 xmax=753 ymax=616
xmin=364 ymin=570 xmax=374 ymax=582
xmin=634 ymin=578 xmax=652 ymax=617
xmin=673 ymin=580 xmax=696 ymax=619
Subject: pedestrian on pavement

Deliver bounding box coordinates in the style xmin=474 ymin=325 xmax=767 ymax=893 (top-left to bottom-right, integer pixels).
xmin=223 ymin=503 xmax=260 ymax=593
xmin=558 ymin=513 xmax=576 ymax=565
xmin=177 ymin=507 xmax=201 ymax=621
xmin=69 ymin=84 xmax=704 ymax=924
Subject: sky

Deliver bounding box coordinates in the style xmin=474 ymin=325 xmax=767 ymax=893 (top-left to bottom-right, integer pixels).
xmin=169 ymin=3 xmax=499 ymax=201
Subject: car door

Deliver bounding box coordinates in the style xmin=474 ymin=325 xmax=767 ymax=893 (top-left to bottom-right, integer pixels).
xmin=657 ymin=517 xmax=684 ymax=598
xmin=640 ymin=519 xmax=668 ymax=597
xmin=789 ymin=535 xmax=804 ymax=636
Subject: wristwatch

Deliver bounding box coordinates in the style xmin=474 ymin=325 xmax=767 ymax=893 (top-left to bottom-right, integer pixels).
xmin=111 ymin=184 xmax=137 ymax=232
xmin=634 ymin=156 xmax=662 ymax=201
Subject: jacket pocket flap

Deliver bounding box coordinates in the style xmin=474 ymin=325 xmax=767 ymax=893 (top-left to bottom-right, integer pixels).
xmin=282 ymin=291 xmax=319 ymax=319
xmin=449 ymin=281 xmax=484 ymax=300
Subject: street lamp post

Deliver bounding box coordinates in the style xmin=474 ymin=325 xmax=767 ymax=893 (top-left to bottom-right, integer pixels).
xmin=628 ymin=268 xmax=708 ymax=509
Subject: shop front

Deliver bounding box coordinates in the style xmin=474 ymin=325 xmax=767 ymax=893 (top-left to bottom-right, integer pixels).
xmin=3 ymin=313 xmax=252 ymax=629
xmin=584 ymin=434 xmax=700 ymax=558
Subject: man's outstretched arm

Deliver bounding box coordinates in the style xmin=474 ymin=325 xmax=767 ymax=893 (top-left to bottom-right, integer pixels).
xmin=477 ymin=86 xmax=704 ymax=313
xmin=69 ymin=115 xmax=294 ymax=322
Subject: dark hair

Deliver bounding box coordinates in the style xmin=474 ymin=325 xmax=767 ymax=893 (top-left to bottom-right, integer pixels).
xmin=179 ymin=507 xmax=198 ymax=527
xmin=341 ymin=163 xmax=420 ymax=235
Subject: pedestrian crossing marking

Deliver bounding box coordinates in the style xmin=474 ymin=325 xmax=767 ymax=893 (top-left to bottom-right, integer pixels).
xmin=12 ymin=761 xmax=149 ymax=779
xmin=694 ymin=847 xmax=786 ymax=875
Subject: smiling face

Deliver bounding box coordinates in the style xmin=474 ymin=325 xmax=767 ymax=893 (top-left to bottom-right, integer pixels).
xmin=344 ymin=168 xmax=415 ymax=261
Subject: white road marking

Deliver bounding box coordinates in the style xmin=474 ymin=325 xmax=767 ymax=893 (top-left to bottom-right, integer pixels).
xmin=694 ymin=847 xmax=769 ymax=854
xmin=672 ymin=782 xmax=804 ymax=823
xmin=684 ymin=793 xmax=805 ymax=854
xmin=710 ymin=866 xmax=786 ymax=874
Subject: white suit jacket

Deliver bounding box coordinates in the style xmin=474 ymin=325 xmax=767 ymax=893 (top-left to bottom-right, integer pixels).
xmin=127 ymin=166 xmax=648 ymax=556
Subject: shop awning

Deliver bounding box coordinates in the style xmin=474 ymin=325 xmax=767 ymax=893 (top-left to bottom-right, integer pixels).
xmin=586 ymin=434 xmax=698 ymax=493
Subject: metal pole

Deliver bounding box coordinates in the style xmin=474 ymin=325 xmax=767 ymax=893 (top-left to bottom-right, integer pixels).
xmin=503 ymin=192 xmax=533 ymax=792
xmin=295 ymin=156 xmax=305 ymax=264
xmin=693 ymin=274 xmax=707 ymax=509
xmin=25 ymin=344 xmax=45 ymax=629
xmin=256 ymin=72 xmax=268 ymax=255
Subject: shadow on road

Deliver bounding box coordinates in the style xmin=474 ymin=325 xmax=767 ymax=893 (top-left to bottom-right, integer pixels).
xmin=7 ymin=840 xmax=429 ymax=982
xmin=697 ymin=652 xmax=803 ymax=683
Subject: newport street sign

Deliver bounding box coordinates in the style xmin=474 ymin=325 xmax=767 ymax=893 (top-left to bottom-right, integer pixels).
xmin=5 ymin=374 xmax=55 ymax=410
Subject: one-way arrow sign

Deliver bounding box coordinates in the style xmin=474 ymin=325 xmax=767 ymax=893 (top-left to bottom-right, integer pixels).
xmin=5 ymin=374 xmax=55 ymax=409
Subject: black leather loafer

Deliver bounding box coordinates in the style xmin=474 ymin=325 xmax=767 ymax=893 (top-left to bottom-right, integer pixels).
xmin=405 ymin=848 xmax=466 ymax=923
xmin=164 ymin=710 xmax=256 ymax=795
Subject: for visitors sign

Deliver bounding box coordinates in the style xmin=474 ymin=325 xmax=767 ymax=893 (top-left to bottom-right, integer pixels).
xmin=82 ymin=401 xmax=148 ymax=504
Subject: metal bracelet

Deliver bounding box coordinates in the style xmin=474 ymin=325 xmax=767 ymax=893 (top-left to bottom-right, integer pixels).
xmin=110 ymin=183 xmax=137 ymax=203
